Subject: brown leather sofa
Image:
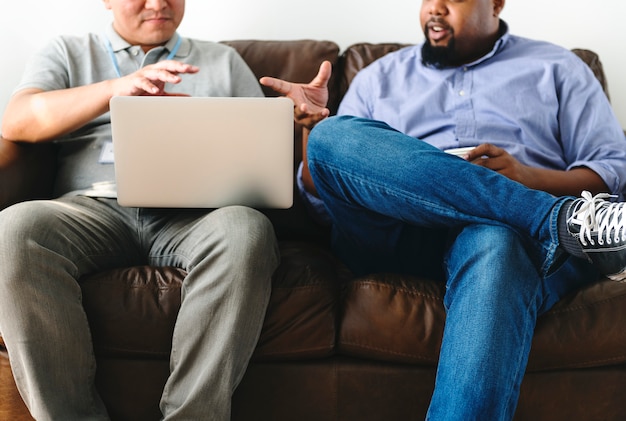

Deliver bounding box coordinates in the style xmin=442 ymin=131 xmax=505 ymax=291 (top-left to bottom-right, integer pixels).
xmin=2 ymin=40 xmax=626 ymax=421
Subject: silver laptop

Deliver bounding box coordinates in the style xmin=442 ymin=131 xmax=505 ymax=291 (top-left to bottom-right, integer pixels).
xmin=109 ymin=96 xmax=294 ymax=208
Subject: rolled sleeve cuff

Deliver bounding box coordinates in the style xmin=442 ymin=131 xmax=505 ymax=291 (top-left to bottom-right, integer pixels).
xmin=296 ymin=161 xmax=332 ymax=226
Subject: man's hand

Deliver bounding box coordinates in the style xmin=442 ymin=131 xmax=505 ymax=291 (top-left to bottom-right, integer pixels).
xmin=1 ymin=60 xmax=200 ymax=142
xmin=260 ymin=61 xmax=332 ymax=129
xmin=111 ymin=60 xmax=199 ymax=97
xmin=465 ymin=143 xmax=608 ymax=196
xmin=465 ymin=143 xmax=534 ymax=186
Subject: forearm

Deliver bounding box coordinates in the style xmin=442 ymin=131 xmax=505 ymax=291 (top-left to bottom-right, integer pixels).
xmin=300 ymin=127 xmax=319 ymax=197
xmin=1 ymin=82 xmax=114 ymax=143
xmin=525 ymin=166 xmax=608 ymax=197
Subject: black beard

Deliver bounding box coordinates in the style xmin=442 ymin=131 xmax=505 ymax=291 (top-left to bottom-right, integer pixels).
xmin=421 ymin=39 xmax=457 ymax=68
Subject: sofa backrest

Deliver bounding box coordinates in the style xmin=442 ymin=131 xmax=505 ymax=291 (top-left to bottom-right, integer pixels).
xmin=336 ymin=42 xmax=410 ymax=101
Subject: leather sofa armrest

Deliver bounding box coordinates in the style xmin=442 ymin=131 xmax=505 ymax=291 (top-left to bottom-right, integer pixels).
xmin=0 ymin=136 xmax=56 ymax=210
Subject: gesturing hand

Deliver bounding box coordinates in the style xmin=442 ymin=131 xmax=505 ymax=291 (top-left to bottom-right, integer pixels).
xmin=112 ymin=60 xmax=199 ymax=97
xmin=260 ymin=61 xmax=332 ymax=130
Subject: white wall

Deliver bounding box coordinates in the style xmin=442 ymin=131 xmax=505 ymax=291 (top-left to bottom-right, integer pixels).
xmin=1 ymin=0 xmax=625 ymax=129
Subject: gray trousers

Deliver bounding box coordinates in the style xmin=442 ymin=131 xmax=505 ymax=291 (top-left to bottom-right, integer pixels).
xmin=0 ymin=196 xmax=278 ymax=420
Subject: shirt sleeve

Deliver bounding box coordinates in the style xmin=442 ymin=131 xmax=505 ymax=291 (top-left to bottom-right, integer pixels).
xmin=557 ymin=53 xmax=626 ymax=197
xmin=14 ymin=36 xmax=72 ymax=93
xmin=295 ymin=161 xmax=332 ymax=226
xmin=227 ymin=48 xmax=264 ymax=98
xmin=337 ymin=68 xmax=376 ymax=118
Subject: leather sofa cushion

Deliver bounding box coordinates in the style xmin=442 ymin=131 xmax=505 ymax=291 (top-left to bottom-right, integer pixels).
xmin=81 ymin=242 xmax=350 ymax=361
xmin=252 ymin=242 xmax=351 ymax=360
xmin=338 ymin=274 xmax=445 ymax=365
xmin=337 ymin=274 xmax=626 ymax=371
xmin=82 ymin=240 xmax=626 ymax=372
xmin=82 ymin=266 xmax=184 ymax=359
xmin=529 ymin=279 xmax=626 ymax=371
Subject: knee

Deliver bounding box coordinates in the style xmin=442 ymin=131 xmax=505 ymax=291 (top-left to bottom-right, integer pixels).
xmin=444 ymin=225 xmax=544 ymax=319
xmin=208 ymin=206 xmax=279 ymax=263
xmin=308 ymin=116 xmax=341 ymax=160
xmin=449 ymin=224 xmax=526 ymax=264
xmin=308 ymin=115 xmax=366 ymax=162
xmin=0 ymin=201 xmax=52 ymax=253
xmin=0 ymin=202 xmax=56 ymax=294
xmin=193 ymin=207 xmax=278 ymax=298
xmin=445 ymin=225 xmax=531 ymax=290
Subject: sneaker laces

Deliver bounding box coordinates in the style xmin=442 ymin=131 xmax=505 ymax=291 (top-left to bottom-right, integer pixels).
xmin=570 ymin=191 xmax=625 ymax=246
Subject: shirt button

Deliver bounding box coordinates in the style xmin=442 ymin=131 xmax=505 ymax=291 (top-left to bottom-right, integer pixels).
xmin=459 ymin=90 xmax=465 ymax=96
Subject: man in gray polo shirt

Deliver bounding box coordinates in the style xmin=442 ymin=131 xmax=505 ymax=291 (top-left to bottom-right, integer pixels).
xmin=0 ymin=1 xmax=278 ymax=420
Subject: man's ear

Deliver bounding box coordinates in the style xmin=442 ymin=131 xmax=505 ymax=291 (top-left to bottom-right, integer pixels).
xmin=493 ymin=0 xmax=505 ymax=17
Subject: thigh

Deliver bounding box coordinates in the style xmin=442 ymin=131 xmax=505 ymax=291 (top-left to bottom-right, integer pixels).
xmin=146 ymin=205 xmax=278 ymax=271
xmin=0 ymin=196 xmax=142 ymax=276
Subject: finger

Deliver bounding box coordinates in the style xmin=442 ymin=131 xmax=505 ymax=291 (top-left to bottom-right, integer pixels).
xmin=477 ymin=156 xmax=507 ymax=172
xmin=135 ymin=79 xmax=162 ymax=95
xmin=295 ymin=103 xmax=329 ymax=118
xmin=466 ymin=143 xmax=496 ymax=161
xmin=259 ymin=77 xmax=293 ymax=95
xmin=309 ymin=60 xmax=332 ymax=88
xmin=468 ymin=154 xmax=491 ymax=167
xmin=142 ymin=68 xmax=184 ymax=85
xmin=152 ymin=60 xmax=200 ymax=74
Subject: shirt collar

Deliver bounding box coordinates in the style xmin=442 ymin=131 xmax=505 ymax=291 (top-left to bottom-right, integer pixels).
xmin=467 ymin=20 xmax=510 ymax=67
xmin=104 ymin=23 xmax=188 ymax=57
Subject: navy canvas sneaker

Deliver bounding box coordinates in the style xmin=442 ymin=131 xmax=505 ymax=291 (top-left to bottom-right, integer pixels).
xmin=567 ymin=191 xmax=626 ymax=282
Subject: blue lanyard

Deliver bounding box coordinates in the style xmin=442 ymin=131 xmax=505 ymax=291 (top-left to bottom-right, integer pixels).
xmin=105 ymin=35 xmax=182 ymax=78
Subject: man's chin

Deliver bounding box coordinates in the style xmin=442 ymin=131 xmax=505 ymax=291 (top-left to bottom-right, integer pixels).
xmin=140 ymin=32 xmax=175 ymax=47
xmin=421 ymin=42 xmax=457 ymax=68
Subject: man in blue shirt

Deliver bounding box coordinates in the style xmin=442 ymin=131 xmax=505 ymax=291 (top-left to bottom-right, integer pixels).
xmin=261 ymin=0 xmax=626 ymax=419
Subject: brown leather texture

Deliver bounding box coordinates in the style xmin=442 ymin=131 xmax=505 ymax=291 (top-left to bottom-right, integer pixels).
xmin=0 ymin=341 xmax=33 ymax=421
xmin=1 ymin=40 xmax=625 ymax=421
xmin=82 ymin=266 xmax=185 ymax=359
xmin=572 ymin=48 xmax=610 ymax=100
xmin=338 ymin=274 xmax=446 ymax=365
xmin=0 ymin=138 xmax=56 ymax=208
xmin=338 ymin=42 xmax=410 ymax=99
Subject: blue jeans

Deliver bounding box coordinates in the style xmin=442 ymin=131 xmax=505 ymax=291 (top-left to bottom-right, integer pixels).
xmin=0 ymin=197 xmax=279 ymax=421
xmin=307 ymin=116 xmax=599 ymax=420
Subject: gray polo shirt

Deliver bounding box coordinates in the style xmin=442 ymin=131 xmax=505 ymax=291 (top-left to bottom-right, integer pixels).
xmin=14 ymin=24 xmax=263 ymax=197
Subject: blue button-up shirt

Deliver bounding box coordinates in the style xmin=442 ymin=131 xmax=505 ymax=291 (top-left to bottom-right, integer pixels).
xmin=298 ymin=23 xmax=626 ymax=221
xmin=338 ymin=24 xmax=626 ymax=193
